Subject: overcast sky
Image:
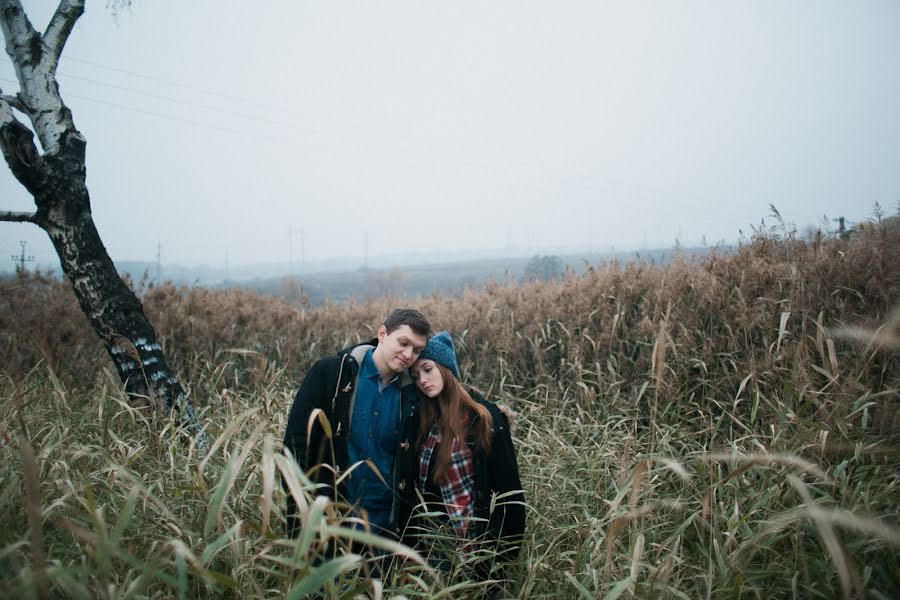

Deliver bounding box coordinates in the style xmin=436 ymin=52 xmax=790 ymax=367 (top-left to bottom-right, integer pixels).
xmin=1 ymin=0 xmax=898 ymax=271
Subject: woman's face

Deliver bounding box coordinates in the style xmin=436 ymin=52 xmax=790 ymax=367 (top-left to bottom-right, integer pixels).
xmin=411 ymin=359 xmax=444 ymax=399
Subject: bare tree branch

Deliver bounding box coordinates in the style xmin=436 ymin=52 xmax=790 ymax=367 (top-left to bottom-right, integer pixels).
xmin=0 ymin=0 xmax=41 ymax=69
xmin=1 ymin=93 xmax=25 ymax=112
xmin=0 ymin=91 xmax=20 ymax=126
xmin=0 ymin=210 xmax=35 ymax=222
xmin=43 ymin=0 xmax=85 ymax=69
xmin=0 ymin=96 xmax=46 ymax=196
xmin=1 ymin=0 xmax=82 ymax=156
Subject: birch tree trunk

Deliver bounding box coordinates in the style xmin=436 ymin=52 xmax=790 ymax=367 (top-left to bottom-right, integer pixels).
xmin=0 ymin=0 xmax=205 ymax=448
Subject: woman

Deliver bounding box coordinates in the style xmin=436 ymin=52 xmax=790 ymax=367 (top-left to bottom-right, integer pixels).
xmin=396 ymin=331 xmax=526 ymax=585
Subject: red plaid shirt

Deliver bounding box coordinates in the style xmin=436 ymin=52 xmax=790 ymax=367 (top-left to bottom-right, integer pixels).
xmin=417 ymin=420 xmax=475 ymax=539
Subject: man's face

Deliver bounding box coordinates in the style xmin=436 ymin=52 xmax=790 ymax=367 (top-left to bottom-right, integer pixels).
xmin=374 ymin=324 xmax=428 ymax=376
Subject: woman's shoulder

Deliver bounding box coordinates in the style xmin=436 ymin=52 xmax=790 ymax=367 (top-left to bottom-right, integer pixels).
xmin=466 ymin=386 xmax=494 ymax=409
xmin=466 ymin=387 xmax=515 ymax=429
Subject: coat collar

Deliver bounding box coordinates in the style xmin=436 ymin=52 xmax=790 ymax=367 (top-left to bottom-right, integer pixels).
xmin=345 ymin=341 xmax=414 ymax=387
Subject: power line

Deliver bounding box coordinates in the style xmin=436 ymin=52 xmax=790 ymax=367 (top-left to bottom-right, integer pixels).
xmin=1 ymin=57 xmax=724 ymax=224
xmin=58 ymin=71 xmax=272 ymax=121
xmin=0 ymin=76 xmax=319 ymax=144
xmin=1 ymin=87 xmax=722 ymax=229
xmin=54 ymin=70 xmax=356 ymax=139
xmin=61 ymin=55 xmax=277 ymax=109
xmin=4 ymin=55 xmax=706 ymax=207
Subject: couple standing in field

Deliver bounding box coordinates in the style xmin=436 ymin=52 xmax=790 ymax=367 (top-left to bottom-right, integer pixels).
xmin=281 ymin=308 xmax=525 ymax=588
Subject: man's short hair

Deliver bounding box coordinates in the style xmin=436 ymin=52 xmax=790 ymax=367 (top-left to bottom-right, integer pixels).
xmin=384 ymin=308 xmax=431 ymax=337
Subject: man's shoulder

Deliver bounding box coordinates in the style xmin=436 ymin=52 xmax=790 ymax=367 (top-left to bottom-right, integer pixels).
xmin=309 ymin=354 xmax=342 ymax=373
xmin=318 ymin=351 xmax=349 ymax=364
xmin=295 ymin=353 xmax=360 ymax=406
xmin=340 ymin=342 xmax=376 ymax=367
xmin=306 ymin=343 xmax=378 ymax=381
xmin=311 ymin=351 xmax=358 ymax=373
xmin=300 ymin=355 xmax=345 ymax=386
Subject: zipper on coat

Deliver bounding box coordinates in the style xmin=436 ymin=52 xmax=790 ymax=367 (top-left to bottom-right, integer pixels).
xmin=331 ymin=353 xmax=348 ymax=414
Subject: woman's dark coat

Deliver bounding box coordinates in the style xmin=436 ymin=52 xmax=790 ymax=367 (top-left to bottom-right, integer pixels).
xmin=395 ymin=389 xmax=526 ymax=562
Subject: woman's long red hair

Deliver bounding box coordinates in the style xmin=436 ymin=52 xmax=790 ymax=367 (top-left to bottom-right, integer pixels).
xmin=416 ymin=363 xmax=493 ymax=483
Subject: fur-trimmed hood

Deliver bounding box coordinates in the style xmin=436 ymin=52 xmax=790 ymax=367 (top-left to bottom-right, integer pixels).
xmin=340 ymin=339 xmax=414 ymax=388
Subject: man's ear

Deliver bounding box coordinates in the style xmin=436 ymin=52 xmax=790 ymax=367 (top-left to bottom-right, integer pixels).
xmin=376 ymin=325 xmax=388 ymax=343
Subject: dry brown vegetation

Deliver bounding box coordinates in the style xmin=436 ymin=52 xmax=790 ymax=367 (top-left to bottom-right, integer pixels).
xmin=1 ymin=220 xmax=898 ymax=598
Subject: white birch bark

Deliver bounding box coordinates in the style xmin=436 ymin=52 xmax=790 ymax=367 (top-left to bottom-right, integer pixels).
xmin=0 ymin=0 xmax=206 ymax=451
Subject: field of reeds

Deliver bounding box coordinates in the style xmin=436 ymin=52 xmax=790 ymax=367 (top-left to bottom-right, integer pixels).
xmin=1 ymin=218 xmax=898 ymax=599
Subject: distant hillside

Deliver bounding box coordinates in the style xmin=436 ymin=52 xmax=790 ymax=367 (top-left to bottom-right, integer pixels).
xmin=235 ymin=246 xmax=719 ymax=305
xmin=7 ymin=246 xmax=722 ymax=304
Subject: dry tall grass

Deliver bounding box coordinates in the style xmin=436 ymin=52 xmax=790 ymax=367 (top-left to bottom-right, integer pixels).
xmin=1 ymin=221 xmax=898 ymax=598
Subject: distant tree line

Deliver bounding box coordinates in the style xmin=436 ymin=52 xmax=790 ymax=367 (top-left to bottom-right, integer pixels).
xmin=523 ymin=255 xmax=564 ymax=282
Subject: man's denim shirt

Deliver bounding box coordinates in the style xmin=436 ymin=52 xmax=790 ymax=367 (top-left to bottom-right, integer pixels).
xmin=346 ymin=349 xmax=401 ymax=516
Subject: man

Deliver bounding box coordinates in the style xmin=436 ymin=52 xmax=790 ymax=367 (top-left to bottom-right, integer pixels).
xmin=282 ymin=308 xmax=431 ymax=538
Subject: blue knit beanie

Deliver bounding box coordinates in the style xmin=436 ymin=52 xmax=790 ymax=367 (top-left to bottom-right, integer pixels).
xmin=418 ymin=331 xmax=460 ymax=379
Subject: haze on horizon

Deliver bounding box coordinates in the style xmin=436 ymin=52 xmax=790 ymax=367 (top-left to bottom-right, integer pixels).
xmin=1 ymin=1 xmax=898 ymax=272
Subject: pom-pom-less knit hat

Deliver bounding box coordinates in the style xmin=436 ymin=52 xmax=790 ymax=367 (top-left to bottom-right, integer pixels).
xmin=418 ymin=331 xmax=460 ymax=379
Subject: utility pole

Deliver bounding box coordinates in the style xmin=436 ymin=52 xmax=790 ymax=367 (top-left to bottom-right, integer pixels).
xmin=156 ymin=241 xmax=161 ymax=284
xmin=300 ymin=227 xmax=305 ymax=272
xmin=10 ymin=240 xmax=35 ymax=273
xmin=363 ymin=228 xmax=369 ymax=270
xmin=834 ymin=217 xmax=847 ymax=238
xmin=289 ymin=226 xmax=305 ymax=276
